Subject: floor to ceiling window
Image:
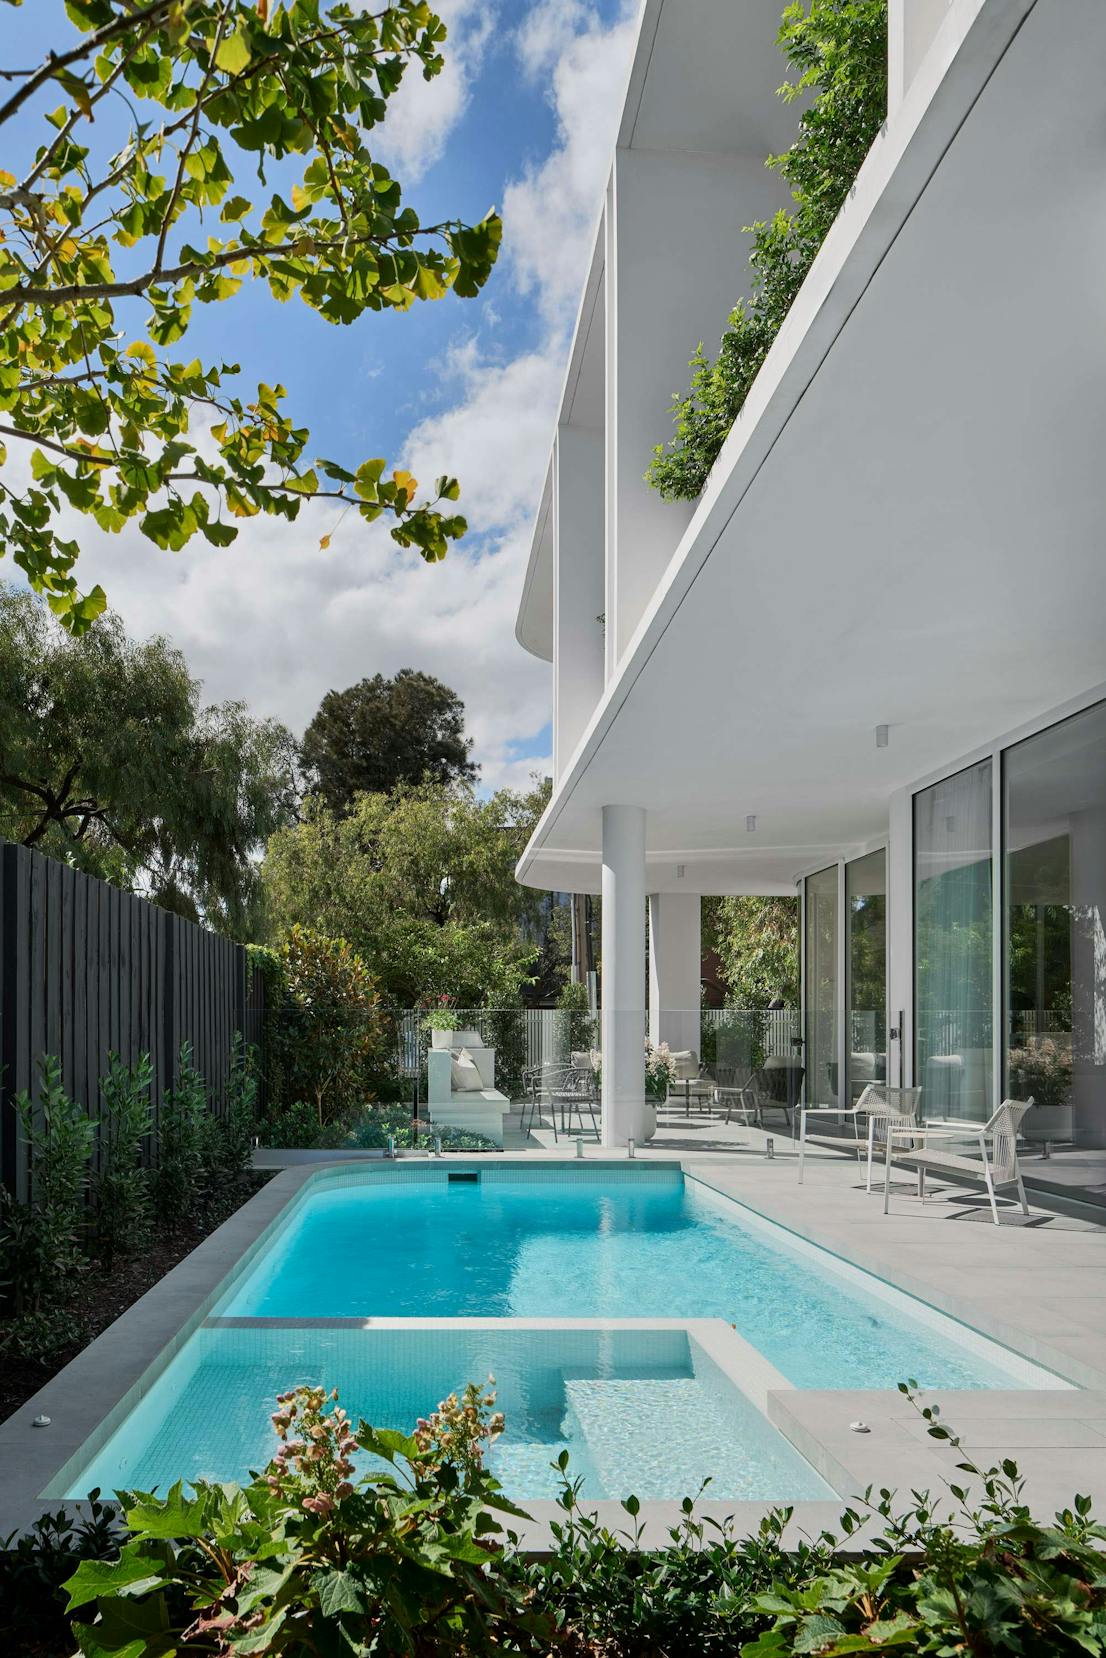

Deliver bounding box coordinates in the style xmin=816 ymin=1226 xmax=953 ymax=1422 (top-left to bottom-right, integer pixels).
xmin=915 ymin=760 xmax=993 ymax=1121
xmin=805 ymin=865 xmax=838 ymax=1105
xmin=1005 ymin=698 xmax=1106 ymax=1154
xmin=846 ymin=849 xmax=886 ymax=1105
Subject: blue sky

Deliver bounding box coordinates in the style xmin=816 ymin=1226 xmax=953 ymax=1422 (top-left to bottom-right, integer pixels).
xmin=3 ymin=0 xmax=640 ymax=791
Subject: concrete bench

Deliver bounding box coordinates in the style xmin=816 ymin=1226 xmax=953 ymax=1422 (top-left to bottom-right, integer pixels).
xmin=427 ymin=1043 xmax=509 ymax=1147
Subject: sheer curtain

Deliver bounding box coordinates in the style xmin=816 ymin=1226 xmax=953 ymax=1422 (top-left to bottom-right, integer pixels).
xmin=915 ymin=761 xmax=993 ymax=1121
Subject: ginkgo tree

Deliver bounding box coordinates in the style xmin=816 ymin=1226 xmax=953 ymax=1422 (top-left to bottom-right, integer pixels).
xmin=0 ymin=0 xmax=502 ymax=629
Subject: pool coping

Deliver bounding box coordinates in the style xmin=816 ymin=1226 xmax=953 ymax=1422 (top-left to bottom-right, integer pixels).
xmin=2 ymin=1152 xmax=1105 ymax=1546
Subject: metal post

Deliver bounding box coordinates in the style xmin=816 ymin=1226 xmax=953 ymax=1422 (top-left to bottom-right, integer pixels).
xmin=627 ymin=1137 xmax=635 ymax=1159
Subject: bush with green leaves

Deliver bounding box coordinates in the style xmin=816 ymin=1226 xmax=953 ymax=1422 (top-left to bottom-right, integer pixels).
xmin=0 ymin=1493 xmax=120 ymax=1658
xmin=152 ymin=1042 xmax=207 ymax=1230
xmin=0 ymin=1056 xmax=95 ymax=1348
xmin=556 ymin=980 xmax=597 ymax=1058
xmin=198 ymin=1033 xmax=258 ymax=1187
xmin=269 ymin=925 xmax=386 ymax=1128
xmin=647 ymin=0 xmax=888 ymax=502
xmin=94 ymin=1053 xmax=154 ymax=1270
xmin=63 ymin=1380 xmax=537 ymax=1657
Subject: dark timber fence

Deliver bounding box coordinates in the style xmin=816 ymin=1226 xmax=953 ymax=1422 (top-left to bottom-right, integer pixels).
xmin=0 ymin=838 xmax=265 ymax=1202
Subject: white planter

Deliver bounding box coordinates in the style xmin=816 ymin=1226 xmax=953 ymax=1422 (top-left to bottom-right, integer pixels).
xmin=430 ymin=1028 xmax=455 ymax=1049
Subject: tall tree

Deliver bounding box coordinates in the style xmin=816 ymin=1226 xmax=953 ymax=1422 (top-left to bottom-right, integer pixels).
xmin=0 ymin=585 xmax=296 ymax=931
xmin=302 ymin=670 xmax=476 ymax=811
xmin=0 ymin=1 xmax=501 ymax=629
xmin=704 ymin=895 xmax=800 ymax=1008
xmin=261 ymin=780 xmax=548 ymax=1006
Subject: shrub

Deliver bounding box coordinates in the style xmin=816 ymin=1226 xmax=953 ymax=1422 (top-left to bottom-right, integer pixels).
xmin=556 ymin=980 xmax=596 ymax=1057
xmin=198 ymin=1033 xmax=259 ymax=1186
xmin=94 ymin=1052 xmax=153 ymax=1270
xmin=271 ymin=925 xmax=385 ymax=1127
xmin=0 ymin=1057 xmax=94 ymax=1337
xmin=63 ymin=1381 xmax=536 ymax=1657
xmin=647 ymin=0 xmax=888 ymax=501
xmin=152 ymin=1042 xmax=206 ymax=1230
xmin=0 ymin=1495 xmax=119 ymax=1658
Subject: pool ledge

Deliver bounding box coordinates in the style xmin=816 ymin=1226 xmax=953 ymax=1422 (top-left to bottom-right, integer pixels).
xmin=3 ymin=1152 xmax=1106 ymax=1544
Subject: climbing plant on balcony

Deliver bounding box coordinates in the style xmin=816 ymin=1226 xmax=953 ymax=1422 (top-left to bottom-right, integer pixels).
xmin=646 ymin=0 xmax=887 ymax=502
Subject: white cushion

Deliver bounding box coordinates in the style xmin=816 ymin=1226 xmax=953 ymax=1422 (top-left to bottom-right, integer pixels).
xmin=571 ymin=1050 xmax=595 ymax=1071
xmin=451 ymin=1047 xmax=484 ymax=1092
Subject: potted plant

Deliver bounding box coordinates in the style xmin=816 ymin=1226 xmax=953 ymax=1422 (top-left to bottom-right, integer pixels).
xmin=644 ymin=1040 xmax=676 ymax=1102
xmin=423 ymin=998 xmax=460 ymax=1049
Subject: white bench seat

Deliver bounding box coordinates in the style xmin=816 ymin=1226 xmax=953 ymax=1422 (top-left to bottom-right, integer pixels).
xmin=426 ymin=1044 xmax=509 ymax=1147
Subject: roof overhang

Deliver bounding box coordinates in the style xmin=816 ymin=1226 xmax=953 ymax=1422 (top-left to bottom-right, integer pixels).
xmin=520 ymin=0 xmax=1106 ymax=894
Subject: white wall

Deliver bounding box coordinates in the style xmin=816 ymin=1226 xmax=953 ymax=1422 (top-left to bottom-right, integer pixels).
xmin=607 ymin=148 xmax=784 ymax=666
xmin=553 ymin=427 xmax=605 ymax=782
xmin=648 ymin=891 xmax=701 ymax=1054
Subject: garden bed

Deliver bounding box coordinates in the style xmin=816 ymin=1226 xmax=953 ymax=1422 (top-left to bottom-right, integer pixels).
xmin=0 ymin=1169 xmax=273 ymax=1425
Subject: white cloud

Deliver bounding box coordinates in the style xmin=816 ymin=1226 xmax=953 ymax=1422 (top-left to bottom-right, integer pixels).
xmin=503 ymin=0 xmax=638 ymax=327
xmin=372 ymin=0 xmax=496 ymax=184
xmin=10 ymin=1 xmax=638 ymax=796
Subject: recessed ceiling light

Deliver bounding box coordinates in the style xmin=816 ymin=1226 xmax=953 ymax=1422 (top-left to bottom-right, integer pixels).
xmin=875 ymin=724 xmax=889 ymax=748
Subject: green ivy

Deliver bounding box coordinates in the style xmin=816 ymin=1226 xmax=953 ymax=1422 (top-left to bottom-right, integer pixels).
xmin=646 ymin=0 xmax=888 ymax=502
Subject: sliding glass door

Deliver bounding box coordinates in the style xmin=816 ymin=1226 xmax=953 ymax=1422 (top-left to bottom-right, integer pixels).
xmin=914 ymin=760 xmax=993 ymax=1121
xmin=805 ymin=865 xmax=838 ymax=1105
xmin=1005 ymin=699 xmax=1106 ymax=1148
xmin=846 ymin=849 xmax=886 ymax=1106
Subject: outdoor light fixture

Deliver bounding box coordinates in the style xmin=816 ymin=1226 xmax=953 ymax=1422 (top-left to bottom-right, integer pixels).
xmin=875 ymin=724 xmax=889 ymax=748
xmin=676 ymin=863 xmax=686 ymax=879
xmin=746 ymin=814 xmax=757 ymax=833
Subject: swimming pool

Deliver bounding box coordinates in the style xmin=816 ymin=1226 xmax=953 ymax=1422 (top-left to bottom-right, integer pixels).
xmin=218 ymin=1164 xmax=1062 ymax=1391
xmin=53 ymin=1162 xmax=1069 ymax=1506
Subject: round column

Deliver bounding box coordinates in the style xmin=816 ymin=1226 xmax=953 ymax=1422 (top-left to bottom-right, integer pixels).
xmin=601 ymin=804 xmax=646 ymax=1146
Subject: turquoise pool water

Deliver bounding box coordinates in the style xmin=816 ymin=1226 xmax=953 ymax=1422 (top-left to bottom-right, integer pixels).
xmin=67 ymin=1326 xmax=833 ymax=1503
xmin=57 ymin=1165 xmax=1066 ymax=1504
xmin=217 ymin=1166 xmax=1056 ymax=1392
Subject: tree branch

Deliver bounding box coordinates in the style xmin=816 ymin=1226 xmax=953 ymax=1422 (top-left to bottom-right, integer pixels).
xmin=1 ymin=222 xmax=454 ymax=307
xmin=0 ymin=1 xmax=177 ymax=130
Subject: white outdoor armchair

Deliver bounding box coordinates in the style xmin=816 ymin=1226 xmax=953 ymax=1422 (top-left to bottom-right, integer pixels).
xmin=882 ymin=1098 xmax=1034 ymax=1224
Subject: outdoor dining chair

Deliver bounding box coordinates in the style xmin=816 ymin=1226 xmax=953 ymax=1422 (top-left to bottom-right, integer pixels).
xmin=882 ymin=1098 xmax=1034 ymax=1224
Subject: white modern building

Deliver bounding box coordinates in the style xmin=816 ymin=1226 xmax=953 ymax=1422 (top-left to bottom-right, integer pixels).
xmin=514 ymin=0 xmax=1106 ymax=1202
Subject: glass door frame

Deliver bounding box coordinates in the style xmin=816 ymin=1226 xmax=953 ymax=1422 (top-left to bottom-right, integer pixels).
xmin=799 ymin=845 xmax=889 ymax=1110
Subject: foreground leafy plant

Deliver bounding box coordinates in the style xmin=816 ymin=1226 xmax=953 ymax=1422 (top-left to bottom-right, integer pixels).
xmin=0 ymin=1 xmax=501 ymax=627
xmin=740 ymin=1385 xmax=1106 ymax=1657
xmin=64 ymin=1380 xmax=538 ymax=1656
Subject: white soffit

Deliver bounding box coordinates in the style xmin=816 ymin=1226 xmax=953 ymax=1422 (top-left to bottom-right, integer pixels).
xmin=521 ymin=0 xmax=1106 ymax=892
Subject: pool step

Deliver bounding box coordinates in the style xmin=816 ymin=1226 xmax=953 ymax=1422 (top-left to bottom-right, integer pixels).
xmin=562 ymin=1377 xmax=715 ymax=1499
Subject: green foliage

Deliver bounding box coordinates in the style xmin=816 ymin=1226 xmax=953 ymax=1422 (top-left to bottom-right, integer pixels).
xmin=557 ymin=979 xmax=597 ymax=1056
xmin=270 ymin=924 xmax=384 ymax=1126
xmin=0 ymin=1494 xmax=120 ymax=1658
xmin=198 ymin=1032 xmax=258 ymax=1185
xmin=344 ymin=1104 xmax=500 ymax=1154
xmin=0 ymin=1 xmax=501 ymax=625
xmin=261 ymin=782 xmax=544 ymax=1006
xmin=94 ymin=1052 xmax=154 ymax=1270
xmin=63 ymin=1381 xmax=534 ymax=1657
xmin=423 ymin=997 xmax=461 ymax=1033
xmin=706 ymin=896 xmax=800 ymax=1008
xmin=0 ymin=1056 xmax=95 ymax=1337
xmin=647 ymin=0 xmax=888 ymax=500
xmin=303 ymin=669 xmax=477 ymax=812
xmin=0 ymin=586 xmax=297 ymax=931
xmin=152 ymin=1042 xmax=206 ymax=1229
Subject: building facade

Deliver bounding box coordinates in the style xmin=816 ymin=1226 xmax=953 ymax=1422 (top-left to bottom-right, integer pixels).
xmin=514 ymin=0 xmax=1106 ymax=1205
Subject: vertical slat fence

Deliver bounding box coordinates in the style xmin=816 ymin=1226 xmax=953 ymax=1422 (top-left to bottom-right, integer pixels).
xmin=0 ymin=838 xmax=258 ymax=1202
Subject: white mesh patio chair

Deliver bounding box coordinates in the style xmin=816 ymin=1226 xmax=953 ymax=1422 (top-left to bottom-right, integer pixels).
xmin=860 ymin=1084 xmax=923 ymax=1193
xmin=882 ymin=1098 xmax=1034 ymax=1224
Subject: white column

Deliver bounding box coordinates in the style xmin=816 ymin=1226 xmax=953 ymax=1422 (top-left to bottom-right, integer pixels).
xmin=648 ymin=892 xmax=701 ymax=1056
xmin=601 ymin=804 xmax=646 ymax=1146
